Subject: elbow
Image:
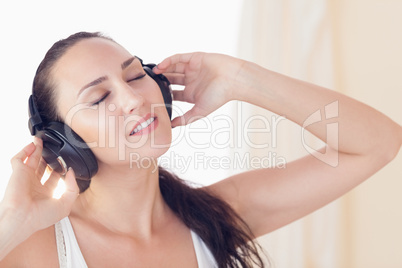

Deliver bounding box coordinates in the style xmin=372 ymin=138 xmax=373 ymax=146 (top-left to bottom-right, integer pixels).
xmin=381 ymin=124 xmax=402 ymax=164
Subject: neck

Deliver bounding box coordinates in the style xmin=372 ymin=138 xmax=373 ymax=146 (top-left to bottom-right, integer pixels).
xmin=73 ymin=161 xmax=172 ymax=239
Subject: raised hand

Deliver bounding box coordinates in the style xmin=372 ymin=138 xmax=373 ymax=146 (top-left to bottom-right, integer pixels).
xmin=153 ymin=52 xmax=245 ymax=128
xmin=1 ymin=138 xmax=79 ymax=236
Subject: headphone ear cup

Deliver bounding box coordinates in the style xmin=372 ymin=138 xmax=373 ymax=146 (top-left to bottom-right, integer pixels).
xmin=37 ymin=122 xmax=98 ymax=180
xmin=143 ymin=64 xmax=173 ymax=119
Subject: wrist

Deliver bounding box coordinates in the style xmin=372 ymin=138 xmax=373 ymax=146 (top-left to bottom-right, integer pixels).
xmin=231 ymin=60 xmax=270 ymax=103
xmin=0 ymin=204 xmax=32 ymax=260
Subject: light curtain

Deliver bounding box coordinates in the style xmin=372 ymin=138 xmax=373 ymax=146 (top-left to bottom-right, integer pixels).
xmin=235 ymin=0 xmax=340 ymax=267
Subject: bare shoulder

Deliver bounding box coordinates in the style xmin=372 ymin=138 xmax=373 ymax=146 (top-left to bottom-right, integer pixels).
xmin=0 ymin=225 xmax=59 ymax=267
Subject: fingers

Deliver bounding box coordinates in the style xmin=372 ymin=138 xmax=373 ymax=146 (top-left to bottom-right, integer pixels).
xmin=36 ymin=158 xmax=47 ymax=180
xmin=59 ymin=168 xmax=79 ymax=207
xmin=25 ymin=138 xmax=43 ymax=170
xmin=154 ymin=53 xmax=192 ymax=71
xmin=163 ymin=73 xmax=185 ymax=86
xmin=171 ymin=107 xmax=204 ymax=128
xmin=43 ymin=170 xmax=60 ymax=190
xmin=153 ymin=53 xmax=200 ymax=74
xmin=172 ymin=90 xmax=194 ymax=103
xmin=156 ymin=63 xmax=187 ymax=74
xmin=43 ymin=168 xmax=78 ymax=226
xmin=10 ymin=142 xmax=36 ymax=170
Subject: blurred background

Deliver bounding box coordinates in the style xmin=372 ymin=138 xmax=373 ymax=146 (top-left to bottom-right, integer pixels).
xmin=0 ymin=0 xmax=401 ymax=267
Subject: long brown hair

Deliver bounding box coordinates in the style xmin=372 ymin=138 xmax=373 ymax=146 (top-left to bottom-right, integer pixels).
xmin=32 ymin=31 xmax=266 ymax=267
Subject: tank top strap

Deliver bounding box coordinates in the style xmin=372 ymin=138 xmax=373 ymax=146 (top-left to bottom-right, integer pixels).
xmin=55 ymin=217 xmax=88 ymax=268
xmin=55 ymin=217 xmax=217 ymax=267
xmin=190 ymin=230 xmax=218 ymax=268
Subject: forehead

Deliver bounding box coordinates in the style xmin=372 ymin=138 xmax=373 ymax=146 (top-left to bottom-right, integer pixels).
xmin=52 ymin=38 xmax=134 ymax=114
xmin=53 ymin=38 xmax=132 ymax=78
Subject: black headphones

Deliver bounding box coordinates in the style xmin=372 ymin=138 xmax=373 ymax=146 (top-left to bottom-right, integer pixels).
xmin=28 ymin=58 xmax=173 ymax=181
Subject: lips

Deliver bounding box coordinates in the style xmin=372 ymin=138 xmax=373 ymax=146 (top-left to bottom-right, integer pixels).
xmin=129 ymin=113 xmax=158 ymax=136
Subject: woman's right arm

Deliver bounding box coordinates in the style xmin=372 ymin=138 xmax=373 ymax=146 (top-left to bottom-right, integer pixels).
xmin=0 ymin=139 xmax=79 ymax=261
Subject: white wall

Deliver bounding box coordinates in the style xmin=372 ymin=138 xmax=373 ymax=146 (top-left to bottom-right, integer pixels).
xmin=0 ymin=0 xmax=244 ymax=198
xmin=332 ymin=0 xmax=402 ymax=266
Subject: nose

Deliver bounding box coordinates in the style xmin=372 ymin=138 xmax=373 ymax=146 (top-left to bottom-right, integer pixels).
xmin=118 ymin=83 xmax=144 ymax=115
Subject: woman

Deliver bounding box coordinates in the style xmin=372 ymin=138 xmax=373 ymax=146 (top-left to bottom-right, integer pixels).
xmin=0 ymin=32 xmax=401 ymax=267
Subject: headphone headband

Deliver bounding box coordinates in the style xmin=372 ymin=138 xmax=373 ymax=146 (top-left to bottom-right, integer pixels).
xmin=28 ymin=95 xmax=43 ymax=136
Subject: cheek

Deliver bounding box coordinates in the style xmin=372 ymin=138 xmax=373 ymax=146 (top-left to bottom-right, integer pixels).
xmin=147 ymin=86 xmax=169 ymax=113
xmin=67 ymin=105 xmax=105 ymax=145
xmin=63 ymin=83 xmax=170 ymax=152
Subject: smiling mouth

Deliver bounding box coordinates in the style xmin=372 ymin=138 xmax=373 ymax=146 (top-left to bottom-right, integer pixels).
xmin=130 ymin=116 xmax=156 ymax=135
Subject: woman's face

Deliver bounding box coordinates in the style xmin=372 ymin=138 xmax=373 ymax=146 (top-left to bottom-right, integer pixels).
xmin=52 ymin=38 xmax=172 ymax=168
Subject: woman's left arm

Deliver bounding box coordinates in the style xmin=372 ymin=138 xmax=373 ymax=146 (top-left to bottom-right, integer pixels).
xmin=154 ymin=52 xmax=402 ymax=237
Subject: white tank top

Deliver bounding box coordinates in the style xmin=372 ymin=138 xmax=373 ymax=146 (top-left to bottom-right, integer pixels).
xmin=55 ymin=217 xmax=217 ymax=268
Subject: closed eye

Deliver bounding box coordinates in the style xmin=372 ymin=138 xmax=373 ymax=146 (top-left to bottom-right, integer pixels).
xmin=90 ymin=73 xmax=146 ymax=106
xmin=127 ymin=73 xmax=146 ymax=83
xmin=91 ymin=92 xmax=110 ymax=106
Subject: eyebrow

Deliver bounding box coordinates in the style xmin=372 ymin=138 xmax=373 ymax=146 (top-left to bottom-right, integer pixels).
xmin=77 ymin=57 xmax=138 ymax=97
xmin=121 ymin=57 xmax=136 ymax=70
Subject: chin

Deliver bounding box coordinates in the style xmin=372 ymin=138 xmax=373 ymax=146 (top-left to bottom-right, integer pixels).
xmin=122 ymin=137 xmax=172 ymax=165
